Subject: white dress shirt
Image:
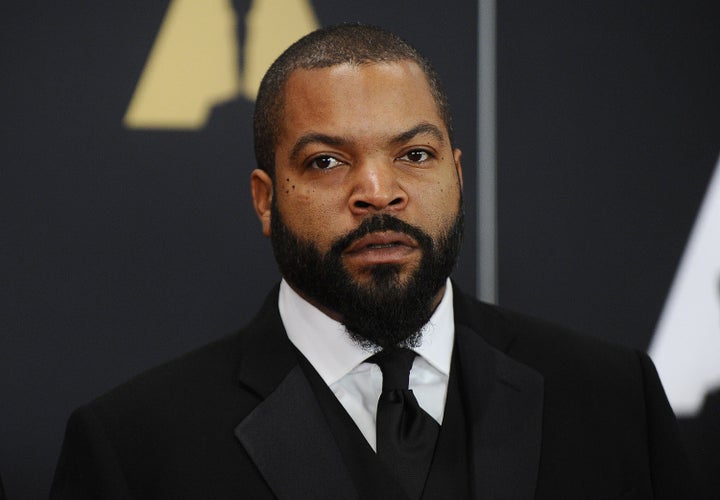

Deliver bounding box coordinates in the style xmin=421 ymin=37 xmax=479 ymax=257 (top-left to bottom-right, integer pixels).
xmin=279 ymin=278 xmax=455 ymax=451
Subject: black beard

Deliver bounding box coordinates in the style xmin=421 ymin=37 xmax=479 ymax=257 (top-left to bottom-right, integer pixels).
xmin=270 ymin=199 xmax=464 ymax=350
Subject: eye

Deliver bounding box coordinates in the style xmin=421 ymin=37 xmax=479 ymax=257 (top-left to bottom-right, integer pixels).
xmin=309 ymin=155 xmax=343 ymax=170
xmin=399 ymin=149 xmax=432 ymax=163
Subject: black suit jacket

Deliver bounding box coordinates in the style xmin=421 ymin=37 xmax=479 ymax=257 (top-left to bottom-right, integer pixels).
xmin=51 ymin=286 xmax=694 ymax=499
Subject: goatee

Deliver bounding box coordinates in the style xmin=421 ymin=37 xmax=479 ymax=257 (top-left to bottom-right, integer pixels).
xmin=270 ymin=200 xmax=463 ymax=350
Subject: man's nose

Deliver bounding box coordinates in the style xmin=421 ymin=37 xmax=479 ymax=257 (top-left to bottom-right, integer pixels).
xmin=348 ymin=159 xmax=408 ymax=215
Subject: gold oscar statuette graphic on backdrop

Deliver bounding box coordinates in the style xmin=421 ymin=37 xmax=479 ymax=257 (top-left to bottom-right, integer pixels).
xmin=123 ymin=0 xmax=319 ymax=129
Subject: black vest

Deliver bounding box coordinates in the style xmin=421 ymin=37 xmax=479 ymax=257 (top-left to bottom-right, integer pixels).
xmin=297 ymin=349 xmax=472 ymax=499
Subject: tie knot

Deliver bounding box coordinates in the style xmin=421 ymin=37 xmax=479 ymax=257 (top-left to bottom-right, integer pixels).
xmin=369 ymin=348 xmax=416 ymax=391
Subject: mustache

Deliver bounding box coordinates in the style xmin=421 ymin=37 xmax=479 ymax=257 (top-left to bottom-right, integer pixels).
xmin=330 ymin=214 xmax=433 ymax=255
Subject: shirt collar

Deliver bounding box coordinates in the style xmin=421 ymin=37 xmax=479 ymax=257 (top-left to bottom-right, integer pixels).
xmin=279 ymin=278 xmax=455 ymax=386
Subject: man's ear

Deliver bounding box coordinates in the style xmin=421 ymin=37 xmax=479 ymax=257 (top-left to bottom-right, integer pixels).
xmin=453 ymin=148 xmax=464 ymax=190
xmin=250 ymin=169 xmax=273 ymax=237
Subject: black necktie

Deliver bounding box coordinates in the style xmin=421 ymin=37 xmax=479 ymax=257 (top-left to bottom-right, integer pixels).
xmin=370 ymin=348 xmax=440 ymax=499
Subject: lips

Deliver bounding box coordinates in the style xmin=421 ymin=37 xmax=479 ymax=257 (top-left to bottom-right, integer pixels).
xmin=343 ymin=231 xmax=418 ymax=255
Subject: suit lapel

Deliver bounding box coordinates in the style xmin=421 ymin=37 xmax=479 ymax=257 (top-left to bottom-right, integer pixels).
xmin=232 ymin=288 xmax=357 ymax=500
xmin=235 ymin=365 xmax=357 ymax=500
xmin=456 ymin=324 xmax=544 ymax=500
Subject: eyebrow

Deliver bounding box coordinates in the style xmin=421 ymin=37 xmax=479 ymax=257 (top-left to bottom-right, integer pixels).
xmin=288 ymin=122 xmax=446 ymax=162
xmin=289 ymin=133 xmax=346 ymax=162
xmin=389 ymin=123 xmax=445 ymax=147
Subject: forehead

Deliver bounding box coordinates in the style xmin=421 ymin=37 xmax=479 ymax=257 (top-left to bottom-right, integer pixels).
xmin=278 ymin=61 xmax=447 ymax=143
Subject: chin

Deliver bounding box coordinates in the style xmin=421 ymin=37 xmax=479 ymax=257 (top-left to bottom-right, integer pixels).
xmin=349 ymin=262 xmax=416 ymax=287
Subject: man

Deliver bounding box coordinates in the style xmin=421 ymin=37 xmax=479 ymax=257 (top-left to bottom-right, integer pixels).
xmin=51 ymin=24 xmax=693 ymax=499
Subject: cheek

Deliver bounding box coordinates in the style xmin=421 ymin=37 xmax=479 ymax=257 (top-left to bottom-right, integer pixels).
xmin=277 ymin=175 xmax=298 ymax=196
xmin=412 ymin=174 xmax=461 ymax=212
xmin=276 ymin=181 xmax=345 ymax=243
xmin=284 ymin=172 xmax=352 ymax=212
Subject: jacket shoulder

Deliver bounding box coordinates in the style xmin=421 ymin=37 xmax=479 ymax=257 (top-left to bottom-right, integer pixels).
xmin=87 ymin=285 xmax=285 ymax=417
xmin=453 ymin=289 xmax=641 ymax=377
xmin=52 ymin=288 xmax=287 ymax=498
xmin=453 ymin=290 xmax=695 ymax=497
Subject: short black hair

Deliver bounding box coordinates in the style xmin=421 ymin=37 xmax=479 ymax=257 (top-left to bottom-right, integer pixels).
xmin=253 ymin=23 xmax=453 ymax=177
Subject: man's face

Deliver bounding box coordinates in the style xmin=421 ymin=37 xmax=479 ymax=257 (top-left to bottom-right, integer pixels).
xmin=252 ymin=60 xmax=463 ymax=348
